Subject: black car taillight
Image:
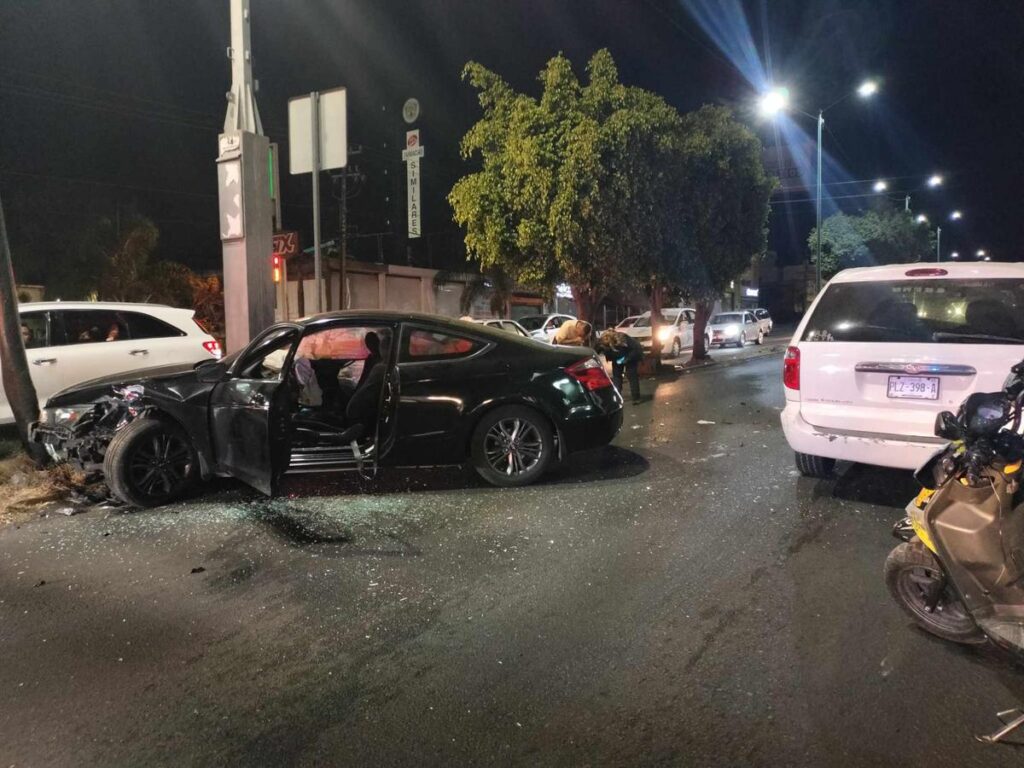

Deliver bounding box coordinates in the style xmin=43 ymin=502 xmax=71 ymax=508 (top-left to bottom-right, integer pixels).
xmin=566 ymin=357 xmax=613 ymax=391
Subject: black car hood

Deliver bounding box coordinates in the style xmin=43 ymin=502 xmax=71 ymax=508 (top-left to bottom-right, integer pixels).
xmin=45 ymin=361 xmax=212 ymax=408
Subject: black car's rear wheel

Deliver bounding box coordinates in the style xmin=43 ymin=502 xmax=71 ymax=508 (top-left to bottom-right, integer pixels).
xmin=104 ymin=417 xmax=198 ymax=508
xmin=885 ymin=542 xmax=985 ymax=645
xmin=471 ymin=406 xmax=554 ymax=487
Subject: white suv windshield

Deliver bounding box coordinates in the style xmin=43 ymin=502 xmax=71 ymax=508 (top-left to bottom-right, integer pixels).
xmin=634 ymin=311 xmax=679 ymax=328
xmin=802 ymin=278 xmax=1024 ymax=344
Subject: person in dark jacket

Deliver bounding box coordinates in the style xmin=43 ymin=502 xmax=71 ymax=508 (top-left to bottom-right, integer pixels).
xmin=595 ymin=329 xmax=643 ymax=404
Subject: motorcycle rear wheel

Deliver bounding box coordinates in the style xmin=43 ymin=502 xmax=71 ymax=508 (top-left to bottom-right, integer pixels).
xmin=885 ymin=541 xmax=986 ymax=645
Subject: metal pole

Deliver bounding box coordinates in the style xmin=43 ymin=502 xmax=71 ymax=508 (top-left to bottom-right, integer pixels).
xmin=340 ymin=170 xmax=348 ymax=309
xmin=905 ymin=195 xmax=910 ymax=212
xmin=936 ymin=226 xmax=942 ymax=262
xmin=815 ymin=110 xmax=823 ymax=294
xmin=310 ymin=91 xmax=322 ymax=314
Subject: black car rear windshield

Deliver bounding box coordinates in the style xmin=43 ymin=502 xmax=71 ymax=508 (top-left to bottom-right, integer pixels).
xmin=802 ymin=278 xmax=1024 ymax=344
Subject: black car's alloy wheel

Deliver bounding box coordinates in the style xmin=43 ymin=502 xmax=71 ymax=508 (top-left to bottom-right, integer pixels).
xmin=104 ymin=417 xmax=197 ymax=508
xmin=471 ymin=406 xmax=554 ymax=487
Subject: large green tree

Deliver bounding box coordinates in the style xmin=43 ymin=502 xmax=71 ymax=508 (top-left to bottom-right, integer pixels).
xmin=809 ymin=208 xmax=934 ymax=276
xmin=672 ymin=105 xmax=776 ymax=361
xmin=93 ymin=216 xmax=194 ymax=306
xmin=450 ymin=50 xmax=684 ymax=326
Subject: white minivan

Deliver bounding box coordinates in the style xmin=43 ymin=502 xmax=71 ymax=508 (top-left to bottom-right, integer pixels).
xmin=782 ymin=263 xmax=1024 ymax=476
xmin=2 ymin=302 xmax=221 ymax=424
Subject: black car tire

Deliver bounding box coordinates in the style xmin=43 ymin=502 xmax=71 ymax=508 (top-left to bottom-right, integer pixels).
xmin=794 ymin=451 xmax=835 ymax=478
xmin=756 ymin=329 xmax=764 ymax=345
xmin=471 ymin=405 xmax=554 ymax=488
xmin=104 ymin=417 xmax=198 ymax=508
xmin=885 ymin=541 xmax=985 ymax=645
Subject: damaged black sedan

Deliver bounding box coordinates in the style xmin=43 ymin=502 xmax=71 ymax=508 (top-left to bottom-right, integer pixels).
xmin=33 ymin=311 xmax=623 ymax=507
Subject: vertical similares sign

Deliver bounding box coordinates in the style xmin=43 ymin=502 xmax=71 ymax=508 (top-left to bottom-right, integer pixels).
xmin=403 ymin=129 xmax=424 ymax=239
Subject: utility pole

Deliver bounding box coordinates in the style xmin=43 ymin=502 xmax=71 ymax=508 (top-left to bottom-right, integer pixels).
xmin=332 ymin=146 xmax=362 ymax=310
xmin=936 ymin=226 xmax=942 ymax=262
xmin=814 ymin=109 xmax=823 ymax=295
xmin=217 ymin=0 xmax=274 ymax=352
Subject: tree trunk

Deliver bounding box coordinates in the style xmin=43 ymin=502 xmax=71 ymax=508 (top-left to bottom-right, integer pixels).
xmin=648 ymin=278 xmax=664 ymax=359
xmin=689 ymin=299 xmax=713 ymax=362
xmin=570 ymin=284 xmax=602 ymax=327
xmin=0 ymin=192 xmax=43 ymax=457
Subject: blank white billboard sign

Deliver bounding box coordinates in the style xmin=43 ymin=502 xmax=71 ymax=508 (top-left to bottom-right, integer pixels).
xmin=288 ymin=87 xmax=347 ymax=174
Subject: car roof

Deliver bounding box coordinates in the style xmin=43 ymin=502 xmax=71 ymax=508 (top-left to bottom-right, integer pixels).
xmin=19 ymin=301 xmax=183 ymax=311
xmin=829 ymin=261 xmax=1024 ymax=284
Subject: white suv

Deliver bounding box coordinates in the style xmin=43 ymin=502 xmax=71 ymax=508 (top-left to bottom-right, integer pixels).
xmin=782 ymin=263 xmax=1024 ymax=476
xmin=2 ymin=302 xmax=221 ymax=424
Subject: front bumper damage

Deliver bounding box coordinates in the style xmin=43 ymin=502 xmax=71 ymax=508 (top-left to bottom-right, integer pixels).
xmin=32 ymin=386 xmax=150 ymax=473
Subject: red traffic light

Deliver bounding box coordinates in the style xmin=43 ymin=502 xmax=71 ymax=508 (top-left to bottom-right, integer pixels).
xmin=272 ymin=253 xmax=282 ymax=283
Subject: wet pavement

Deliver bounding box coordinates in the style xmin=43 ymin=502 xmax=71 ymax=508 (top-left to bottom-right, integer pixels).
xmin=2 ymin=343 xmax=1023 ymax=766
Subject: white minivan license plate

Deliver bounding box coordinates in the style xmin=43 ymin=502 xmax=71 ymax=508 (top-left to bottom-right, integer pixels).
xmin=887 ymin=375 xmax=939 ymax=400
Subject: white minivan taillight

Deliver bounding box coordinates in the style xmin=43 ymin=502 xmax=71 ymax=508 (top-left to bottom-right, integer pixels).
xmin=783 ymin=346 xmax=800 ymax=390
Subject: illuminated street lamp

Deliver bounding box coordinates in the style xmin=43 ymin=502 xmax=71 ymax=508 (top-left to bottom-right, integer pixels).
xmin=760 ymin=78 xmax=879 ymax=293
xmin=857 ymin=80 xmax=880 ymax=98
xmin=977 ymin=249 xmax=987 ymax=258
xmin=873 ymin=180 xmax=888 ymax=193
xmin=950 ymin=251 xmax=960 ymax=259
xmin=916 ymin=214 xmax=928 ymax=224
xmin=927 ymin=174 xmax=944 ymax=188
xmin=950 ymin=210 xmax=963 ymax=220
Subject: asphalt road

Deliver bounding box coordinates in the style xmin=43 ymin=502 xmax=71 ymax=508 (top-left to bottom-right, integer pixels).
xmin=2 ymin=341 xmax=1023 ymax=766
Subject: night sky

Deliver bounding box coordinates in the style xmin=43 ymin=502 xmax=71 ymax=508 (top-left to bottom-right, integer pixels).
xmin=1 ymin=0 xmax=1021 ymax=286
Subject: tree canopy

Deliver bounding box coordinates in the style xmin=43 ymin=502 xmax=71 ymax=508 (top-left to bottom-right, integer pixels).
xmin=449 ymin=49 xmax=685 ymax=321
xmin=670 ymin=105 xmax=776 ymax=359
xmin=809 ymin=208 xmax=934 ymax=276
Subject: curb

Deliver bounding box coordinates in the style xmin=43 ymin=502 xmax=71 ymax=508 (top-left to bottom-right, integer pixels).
xmin=668 ymin=344 xmax=785 ymax=377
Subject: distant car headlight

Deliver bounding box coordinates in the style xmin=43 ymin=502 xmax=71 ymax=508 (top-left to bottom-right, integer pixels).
xmin=657 ymin=327 xmax=673 ymax=342
xmin=43 ymin=405 xmax=93 ymax=427
xmin=723 ymin=324 xmax=739 ymax=337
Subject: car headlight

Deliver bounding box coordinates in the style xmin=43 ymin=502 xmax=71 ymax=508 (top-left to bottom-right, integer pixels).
xmin=657 ymin=327 xmax=673 ymax=342
xmin=723 ymin=325 xmax=739 ymax=336
xmin=43 ymin=405 xmax=94 ymax=427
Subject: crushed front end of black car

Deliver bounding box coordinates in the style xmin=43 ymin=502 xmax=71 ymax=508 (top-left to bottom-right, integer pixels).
xmin=32 ymin=385 xmax=151 ymax=474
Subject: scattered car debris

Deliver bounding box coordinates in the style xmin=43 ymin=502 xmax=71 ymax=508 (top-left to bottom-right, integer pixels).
xmin=190 ymin=566 xmax=206 ymax=574
xmin=697 ymin=419 xmax=716 ymax=425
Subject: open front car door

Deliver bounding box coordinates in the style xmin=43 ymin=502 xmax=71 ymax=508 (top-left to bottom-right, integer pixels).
xmin=209 ymin=325 xmax=301 ymax=496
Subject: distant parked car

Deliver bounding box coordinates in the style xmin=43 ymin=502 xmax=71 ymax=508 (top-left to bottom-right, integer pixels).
xmin=2 ymin=302 xmax=221 ymax=425
xmin=470 ymin=318 xmax=531 ymax=338
xmin=782 ymin=262 xmax=1024 ymax=477
xmin=753 ymin=308 xmax=773 ymax=335
xmin=615 ymin=315 xmax=641 ymax=330
xmin=517 ymin=313 xmax=577 ymax=342
xmin=621 ymin=308 xmax=696 ymax=357
xmin=705 ymin=311 xmax=763 ymax=348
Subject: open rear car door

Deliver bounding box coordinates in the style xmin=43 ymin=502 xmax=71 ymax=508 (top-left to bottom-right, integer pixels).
xmin=209 ymin=325 xmax=301 ymax=495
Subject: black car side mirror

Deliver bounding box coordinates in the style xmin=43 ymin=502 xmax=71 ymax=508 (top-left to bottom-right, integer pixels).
xmin=934 ymin=411 xmax=963 ymax=440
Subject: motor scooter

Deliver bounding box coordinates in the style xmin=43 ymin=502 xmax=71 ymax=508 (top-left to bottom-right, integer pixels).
xmin=888 ymin=359 xmax=1024 ymax=743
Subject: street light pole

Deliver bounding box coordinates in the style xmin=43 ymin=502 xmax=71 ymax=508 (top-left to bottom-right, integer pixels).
xmin=815 ymin=110 xmax=823 ymax=293
xmin=936 ymin=226 xmax=942 ymax=262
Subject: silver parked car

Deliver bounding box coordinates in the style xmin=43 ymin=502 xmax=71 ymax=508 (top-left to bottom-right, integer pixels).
xmin=705 ymin=311 xmax=764 ymax=348
xmin=753 ymin=308 xmax=773 ymax=335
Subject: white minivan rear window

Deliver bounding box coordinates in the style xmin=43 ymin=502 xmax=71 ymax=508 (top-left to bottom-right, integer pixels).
xmin=802 ymin=279 xmax=1024 ymax=344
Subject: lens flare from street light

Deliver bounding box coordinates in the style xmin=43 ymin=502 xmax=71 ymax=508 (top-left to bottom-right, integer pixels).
xmin=916 ymin=214 xmax=928 ymax=224
xmin=976 ymin=249 xmax=987 ymax=258
xmin=950 ymin=210 xmax=962 ymax=220
xmin=873 ymin=180 xmax=888 ymax=192
xmin=951 ymin=251 xmax=960 ymax=259
xmin=927 ymin=174 xmax=944 ymax=188
xmin=857 ymin=80 xmax=879 ymax=98
xmin=758 ymin=87 xmax=790 ymax=117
